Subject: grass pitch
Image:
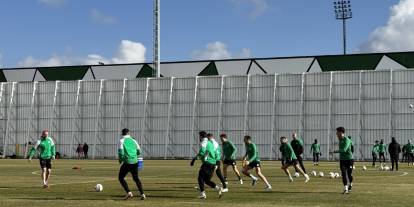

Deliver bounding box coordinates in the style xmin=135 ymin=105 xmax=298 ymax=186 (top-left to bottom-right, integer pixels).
xmin=0 ymin=159 xmax=413 ymax=207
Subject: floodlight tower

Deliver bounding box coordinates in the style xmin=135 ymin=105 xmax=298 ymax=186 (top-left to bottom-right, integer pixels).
xmin=153 ymin=0 xmax=160 ymax=77
xmin=334 ymin=0 xmax=352 ymax=55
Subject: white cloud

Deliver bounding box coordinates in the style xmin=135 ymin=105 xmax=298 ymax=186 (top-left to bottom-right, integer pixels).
xmin=230 ymin=0 xmax=269 ymax=19
xmin=192 ymin=41 xmax=252 ymax=60
xmin=91 ymin=9 xmax=117 ymax=24
xmin=38 ymin=0 xmax=66 ymax=7
xmin=359 ymin=0 xmax=414 ymax=52
xmin=17 ymin=40 xmax=146 ymax=67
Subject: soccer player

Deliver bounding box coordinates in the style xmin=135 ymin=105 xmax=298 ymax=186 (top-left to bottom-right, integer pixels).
xmin=388 ymin=137 xmax=401 ymax=171
xmin=372 ymin=140 xmax=379 ymax=167
xmin=28 ymin=130 xmax=56 ymax=188
xmin=407 ymin=140 xmax=414 ymax=166
xmin=291 ymin=133 xmax=306 ymax=173
xmin=190 ymin=131 xmax=222 ymax=199
xmin=76 ymin=144 xmax=83 ymax=159
xmin=333 ymin=127 xmax=353 ymax=194
xmin=402 ymin=142 xmax=408 ymax=163
xmin=241 ymin=135 xmax=272 ymax=191
xmin=83 ymin=142 xmax=89 ymax=159
xmin=378 ymin=139 xmax=387 ymax=165
xmin=280 ymin=136 xmax=310 ymax=182
xmin=310 ymin=139 xmax=321 ymax=166
xmin=118 ymin=128 xmax=145 ymax=200
xmin=220 ymin=133 xmax=243 ymax=185
xmin=207 ymin=133 xmax=228 ymax=192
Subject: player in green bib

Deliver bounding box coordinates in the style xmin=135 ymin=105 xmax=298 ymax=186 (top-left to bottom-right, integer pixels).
xmin=207 ymin=133 xmax=228 ymax=192
xmin=407 ymin=140 xmax=414 ymax=166
xmin=310 ymin=139 xmax=321 ymax=166
xmin=28 ymin=130 xmax=56 ymax=188
xmin=220 ymin=133 xmax=243 ymax=185
xmin=333 ymin=127 xmax=353 ymax=194
xmin=372 ymin=140 xmax=379 ymax=166
xmin=378 ymin=139 xmax=387 ymax=165
xmin=241 ymin=135 xmax=272 ymax=191
xmin=118 ymin=128 xmax=145 ymax=200
xmin=280 ymin=136 xmax=310 ymax=182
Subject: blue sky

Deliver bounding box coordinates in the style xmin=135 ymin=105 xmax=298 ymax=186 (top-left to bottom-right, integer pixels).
xmin=0 ymin=0 xmax=411 ymax=68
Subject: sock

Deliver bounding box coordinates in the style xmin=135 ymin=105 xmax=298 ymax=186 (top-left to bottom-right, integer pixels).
xmin=264 ymin=181 xmax=271 ymax=187
xmin=238 ymin=176 xmax=242 ymax=180
xmin=350 ymin=183 xmax=353 ymax=187
xmin=249 ymin=174 xmax=258 ymax=180
xmin=344 ymin=185 xmax=348 ymax=191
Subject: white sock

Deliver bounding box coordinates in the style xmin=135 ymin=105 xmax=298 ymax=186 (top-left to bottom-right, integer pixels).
xmin=265 ymin=181 xmax=271 ymax=187
xmin=250 ymin=174 xmax=258 ymax=180
xmin=344 ymin=185 xmax=348 ymax=191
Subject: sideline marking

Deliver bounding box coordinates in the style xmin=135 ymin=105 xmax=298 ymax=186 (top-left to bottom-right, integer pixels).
xmin=399 ymin=172 xmax=408 ymax=177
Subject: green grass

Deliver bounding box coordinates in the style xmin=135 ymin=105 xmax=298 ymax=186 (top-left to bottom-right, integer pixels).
xmin=0 ymin=159 xmax=413 ymax=207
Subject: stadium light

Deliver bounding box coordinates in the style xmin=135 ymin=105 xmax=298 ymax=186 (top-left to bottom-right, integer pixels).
xmin=153 ymin=0 xmax=161 ymax=77
xmin=333 ymin=0 xmax=352 ymax=55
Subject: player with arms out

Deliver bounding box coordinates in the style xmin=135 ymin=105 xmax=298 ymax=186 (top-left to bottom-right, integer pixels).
xmin=332 ymin=127 xmax=354 ymax=194
xmin=28 ymin=130 xmax=56 ymax=188
xmin=220 ymin=133 xmax=243 ymax=185
xmin=241 ymin=135 xmax=272 ymax=191
xmin=118 ymin=128 xmax=145 ymax=200
xmin=280 ymin=136 xmax=310 ymax=182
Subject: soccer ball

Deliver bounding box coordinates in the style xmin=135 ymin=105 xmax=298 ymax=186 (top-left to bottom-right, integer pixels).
xmin=329 ymin=172 xmax=335 ymax=179
xmin=384 ymin=166 xmax=390 ymax=171
xmin=95 ymin=184 xmax=103 ymax=192
xmin=410 ymin=104 xmax=413 ymax=109
xmin=294 ymin=172 xmax=300 ymax=177
xmin=334 ymin=173 xmax=340 ymax=178
xmin=362 ymin=166 xmax=367 ymax=171
xmin=311 ymin=171 xmax=317 ymax=177
xmin=318 ymin=171 xmax=324 ymax=177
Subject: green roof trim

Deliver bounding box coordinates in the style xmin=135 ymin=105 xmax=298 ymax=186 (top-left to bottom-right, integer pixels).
xmin=137 ymin=64 xmax=154 ymax=78
xmin=38 ymin=66 xmax=89 ymax=81
xmin=386 ymin=53 xmax=414 ymax=68
xmin=0 ymin=70 xmax=6 ymax=82
xmin=198 ymin=61 xmax=219 ymax=76
xmin=317 ymin=54 xmax=383 ymax=71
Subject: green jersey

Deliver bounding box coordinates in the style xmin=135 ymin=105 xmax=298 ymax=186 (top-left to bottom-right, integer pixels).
xmin=280 ymin=142 xmax=297 ymax=160
xmin=118 ymin=135 xmax=141 ymax=164
xmin=311 ymin=143 xmax=320 ymax=154
xmin=372 ymin=144 xmax=379 ymax=154
xmin=334 ymin=136 xmax=353 ymax=160
xmin=28 ymin=136 xmax=56 ymax=160
xmin=196 ymin=138 xmax=216 ymax=165
xmin=408 ymin=144 xmax=414 ymax=153
xmin=222 ymin=140 xmax=237 ymax=160
xmin=245 ymin=142 xmax=260 ymax=163
xmin=378 ymin=143 xmax=386 ymax=153
xmin=211 ymin=139 xmax=221 ymax=162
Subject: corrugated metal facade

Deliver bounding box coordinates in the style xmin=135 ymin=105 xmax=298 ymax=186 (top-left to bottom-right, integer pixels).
xmin=1 ymin=70 xmax=413 ymax=160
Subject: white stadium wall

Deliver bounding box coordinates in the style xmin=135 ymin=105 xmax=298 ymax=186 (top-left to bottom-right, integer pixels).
xmin=0 ymin=70 xmax=414 ymax=160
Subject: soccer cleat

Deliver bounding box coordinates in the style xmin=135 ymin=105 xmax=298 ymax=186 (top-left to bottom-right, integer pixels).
xmin=304 ymin=174 xmax=310 ymax=183
xmin=198 ymin=191 xmax=206 ymax=199
xmin=343 ymin=189 xmax=349 ymax=194
xmin=222 ymin=188 xmax=228 ymax=193
xmin=218 ymin=187 xmax=223 ymax=198
xmin=239 ymin=179 xmax=244 ymax=185
xmin=225 ymin=181 xmax=228 ymax=186
xmin=264 ymin=185 xmax=272 ymax=191
xmin=348 ymin=184 xmax=352 ymax=192
xmin=251 ymin=178 xmax=258 ymax=186
xmin=124 ymin=192 xmax=133 ymax=200
xmin=289 ymin=176 xmax=294 ymax=182
xmin=140 ymin=194 xmax=146 ymax=200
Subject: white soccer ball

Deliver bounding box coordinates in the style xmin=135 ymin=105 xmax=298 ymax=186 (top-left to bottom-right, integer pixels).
xmin=362 ymin=166 xmax=367 ymax=171
xmin=410 ymin=104 xmax=413 ymax=109
xmin=335 ymin=173 xmax=340 ymax=178
xmin=95 ymin=184 xmax=103 ymax=192
xmin=294 ymin=172 xmax=300 ymax=178
xmin=384 ymin=166 xmax=390 ymax=171
xmin=319 ymin=171 xmax=324 ymax=177
xmin=329 ymin=172 xmax=335 ymax=179
xmin=311 ymin=171 xmax=317 ymax=177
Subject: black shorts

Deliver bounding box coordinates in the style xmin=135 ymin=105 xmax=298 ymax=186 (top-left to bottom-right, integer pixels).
xmin=285 ymin=159 xmax=298 ymax=166
xmin=223 ymin=159 xmax=236 ymax=166
xmin=39 ymin=159 xmax=52 ymax=169
xmin=379 ymin=152 xmax=385 ymax=156
xmin=248 ymin=160 xmax=261 ymax=168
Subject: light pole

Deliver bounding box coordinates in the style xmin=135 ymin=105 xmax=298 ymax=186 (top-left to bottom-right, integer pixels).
xmin=153 ymin=0 xmax=160 ymax=77
xmin=334 ymin=1 xmax=352 ymax=55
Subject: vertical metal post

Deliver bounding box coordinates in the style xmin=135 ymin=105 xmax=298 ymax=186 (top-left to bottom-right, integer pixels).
xmin=26 ymin=82 xmax=38 ymax=158
xmin=357 ymin=71 xmax=363 ymax=160
xmin=243 ymin=75 xmax=251 ymax=136
xmin=217 ymin=76 xmax=225 ymax=136
xmin=118 ymin=79 xmax=127 ymax=135
xmin=189 ymin=77 xmax=199 ymax=159
xmin=92 ymin=80 xmax=104 ymax=159
xmin=327 ymin=72 xmax=333 ymax=161
xmin=164 ymin=77 xmax=174 ymax=159
xmin=153 ymin=0 xmax=161 ymax=77
xmin=140 ymin=78 xmax=150 ymax=157
xmin=269 ymin=74 xmax=278 ymax=160
xmin=70 ymin=80 xmax=81 ymax=158
xmin=50 ymin=81 xmax=59 ymax=134
xmin=3 ymin=82 xmax=16 ymax=158
xmin=388 ymin=70 xmax=393 ymax=140
xmin=0 ymin=83 xmax=5 ymax=158
xmin=299 ymin=73 xmax=305 ymax=147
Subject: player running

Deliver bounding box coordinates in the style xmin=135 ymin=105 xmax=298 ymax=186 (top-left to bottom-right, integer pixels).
xmin=280 ymin=136 xmax=310 ymax=182
xmin=220 ymin=133 xmax=243 ymax=185
xmin=333 ymin=127 xmax=353 ymax=194
xmin=118 ymin=128 xmax=145 ymax=200
xmin=241 ymin=135 xmax=272 ymax=191
xmin=310 ymin=139 xmax=321 ymax=166
xmin=372 ymin=140 xmax=379 ymax=167
xmin=207 ymin=133 xmax=228 ymax=192
xmin=291 ymin=133 xmax=306 ymax=173
xmin=28 ymin=130 xmax=56 ymax=188
xmin=191 ymin=131 xmax=222 ymax=199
